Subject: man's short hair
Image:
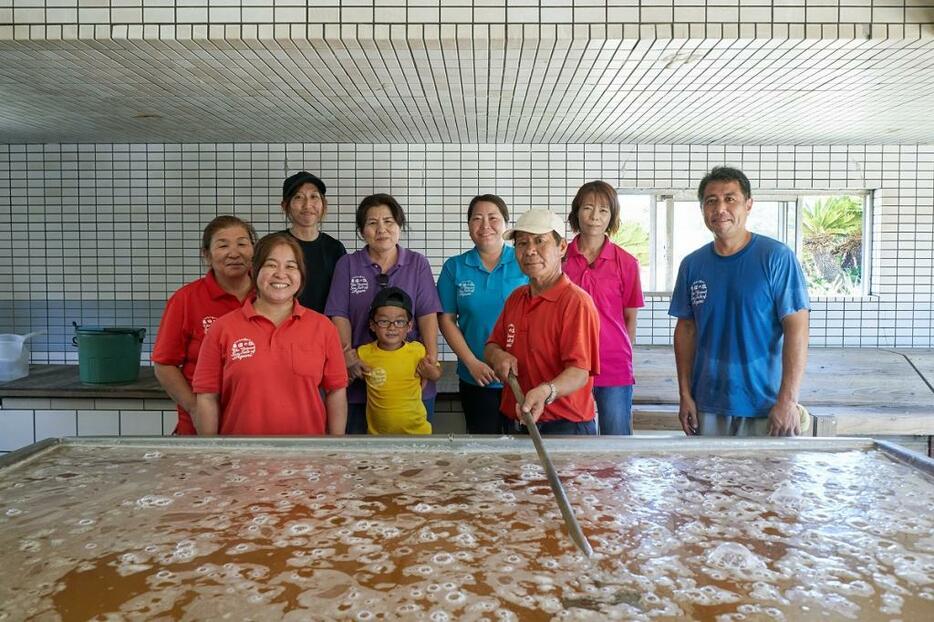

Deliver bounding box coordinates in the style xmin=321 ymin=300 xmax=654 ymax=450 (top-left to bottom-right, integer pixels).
xmin=697 ymin=166 xmax=752 ymax=202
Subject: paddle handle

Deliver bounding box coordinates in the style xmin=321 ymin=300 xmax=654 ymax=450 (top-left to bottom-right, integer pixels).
xmin=507 ymin=373 xmax=594 ymax=557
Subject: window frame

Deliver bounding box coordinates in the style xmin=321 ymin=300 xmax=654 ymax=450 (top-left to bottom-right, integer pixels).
xmin=617 ymin=188 xmax=873 ymax=298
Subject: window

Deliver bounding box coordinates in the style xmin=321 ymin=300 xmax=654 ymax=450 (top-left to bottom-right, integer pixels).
xmin=612 ymin=190 xmax=870 ymax=296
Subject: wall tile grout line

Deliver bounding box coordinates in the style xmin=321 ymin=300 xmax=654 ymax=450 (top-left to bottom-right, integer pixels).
xmin=1 ymin=141 xmax=932 ymax=356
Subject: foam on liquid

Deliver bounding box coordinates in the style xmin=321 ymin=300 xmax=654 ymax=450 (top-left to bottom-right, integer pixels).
xmin=0 ymin=446 xmax=932 ymax=620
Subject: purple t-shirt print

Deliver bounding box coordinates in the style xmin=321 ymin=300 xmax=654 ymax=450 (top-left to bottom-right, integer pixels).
xmin=325 ymin=245 xmax=443 ymax=403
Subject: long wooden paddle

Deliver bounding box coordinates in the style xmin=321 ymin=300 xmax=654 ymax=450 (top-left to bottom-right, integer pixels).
xmin=507 ymin=373 xmax=594 ymax=557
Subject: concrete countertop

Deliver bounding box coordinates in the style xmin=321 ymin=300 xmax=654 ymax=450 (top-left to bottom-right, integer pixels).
xmin=2 ymin=347 xmax=932 ymax=411
xmin=0 ymin=362 xmax=461 ymax=399
xmin=0 ymin=365 xmax=166 ymax=399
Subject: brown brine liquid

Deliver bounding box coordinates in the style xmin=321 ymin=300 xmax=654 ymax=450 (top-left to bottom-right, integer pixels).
xmin=1 ymin=446 xmax=932 ymax=620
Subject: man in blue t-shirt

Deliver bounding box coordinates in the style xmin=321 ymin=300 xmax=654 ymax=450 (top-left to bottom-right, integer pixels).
xmin=668 ymin=166 xmax=810 ymax=436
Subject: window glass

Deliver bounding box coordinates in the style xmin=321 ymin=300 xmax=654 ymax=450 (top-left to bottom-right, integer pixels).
xmin=747 ymin=201 xmax=783 ymax=240
xmin=800 ymin=195 xmax=864 ymax=296
xmin=614 ymin=194 xmax=651 ymax=288
xmin=671 ymin=201 xmax=708 ymax=285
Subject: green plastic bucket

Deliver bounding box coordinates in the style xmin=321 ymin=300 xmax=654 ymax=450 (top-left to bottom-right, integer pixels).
xmin=72 ymin=323 xmax=146 ymax=384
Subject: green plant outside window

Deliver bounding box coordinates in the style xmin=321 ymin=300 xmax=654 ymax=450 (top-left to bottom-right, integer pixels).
xmin=801 ymin=195 xmax=864 ymax=296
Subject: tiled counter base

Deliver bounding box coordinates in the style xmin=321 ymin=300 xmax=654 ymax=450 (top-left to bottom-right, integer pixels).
xmin=0 ymin=396 xmax=469 ymax=455
xmin=0 ymin=396 xmax=178 ymax=454
xmin=0 ymin=364 xmax=467 ymax=454
xmin=0 ymin=365 xmax=177 ymax=455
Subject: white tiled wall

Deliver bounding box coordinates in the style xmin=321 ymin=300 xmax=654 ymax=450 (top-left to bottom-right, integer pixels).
xmin=0 ymin=142 xmax=931 ymax=354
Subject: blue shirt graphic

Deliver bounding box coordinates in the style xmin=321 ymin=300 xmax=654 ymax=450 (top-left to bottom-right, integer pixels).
xmin=438 ymin=246 xmax=528 ymax=387
xmin=668 ymin=234 xmax=810 ymax=417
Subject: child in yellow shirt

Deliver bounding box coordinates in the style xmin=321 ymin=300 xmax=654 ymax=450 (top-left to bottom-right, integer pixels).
xmin=357 ymin=287 xmax=442 ymax=435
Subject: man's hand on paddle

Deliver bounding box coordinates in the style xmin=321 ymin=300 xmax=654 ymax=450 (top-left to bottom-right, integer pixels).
xmin=516 ymin=383 xmax=551 ymax=423
xmin=486 ymin=347 xmax=519 ymax=387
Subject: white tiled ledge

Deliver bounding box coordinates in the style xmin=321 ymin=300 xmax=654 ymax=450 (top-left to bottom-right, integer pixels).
xmin=0 ymin=396 xmax=468 ymax=453
xmin=1 ymin=21 xmax=930 ymax=43
xmin=8 ymin=4 xmax=921 ymax=27
xmin=2 ymin=397 xmax=176 ymax=411
xmin=0 ymin=403 xmax=177 ymax=453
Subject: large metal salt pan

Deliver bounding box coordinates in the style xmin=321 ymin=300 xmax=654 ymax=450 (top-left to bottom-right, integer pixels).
xmin=1 ymin=436 xmax=933 ymax=621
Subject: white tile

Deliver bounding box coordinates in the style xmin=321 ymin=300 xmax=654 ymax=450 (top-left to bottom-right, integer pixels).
xmin=144 ymin=399 xmax=176 ymax=410
xmin=49 ymin=398 xmax=96 ymax=410
xmin=0 ymin=410 xmax=34 ymax=451
xmin=209 ymin=7 xmax=240 ymax=22
xmin=77 ymin=410 xmax=119 ymax=436
xmin=162 ymin=411 xmax=178 ymax=436
xmin=77 ymin=7 xmax=108 ymax=23
xmin=242 ymin=7 xmax=274 ymax=23
xmin=120 ymin=411 xmax=164 ymax=436
xmin=110 ymin=8 xmax=141 ymax=23
xmin=35 ymin=410 xmax=76 ymax=442
xmin=2 ymin=398 xmax=51 ymax=409
xmin=94 ymin=398 xmax=146 ymax=410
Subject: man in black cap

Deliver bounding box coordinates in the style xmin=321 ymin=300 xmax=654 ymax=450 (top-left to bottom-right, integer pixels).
xmin=280 ymin=171 xmax=347 ymax=313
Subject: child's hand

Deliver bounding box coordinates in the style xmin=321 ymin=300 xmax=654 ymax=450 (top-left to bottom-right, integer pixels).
xmin=345 ymin=348 xmax=371 ymax=381
xmin=416 ymin=355 xmax=443 ymax=382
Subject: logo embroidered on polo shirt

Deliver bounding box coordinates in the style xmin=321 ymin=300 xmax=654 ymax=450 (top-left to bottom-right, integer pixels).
xmin=457 ymin=280 xmax=476 ymax=297
xmin=367 ymin=367 xmax=388 ymax=387
xmin=231 ymin=338 xmax=256 ymax=361
xmin=202 ymin=316 xmax=217 ymax=333
xmin=506 ymin=323 xmax=516 ymax=349
xmin=690 ymin=280 xmax=708 ymax=306
xmin=350 ymin=276 xmax=369 ymax=294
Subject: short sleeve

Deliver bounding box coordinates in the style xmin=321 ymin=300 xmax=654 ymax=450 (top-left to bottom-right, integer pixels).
xmin=486 ymin=291 xmax=514 ymax=349
xmin=356 ymin=342 xmax=374 ymax=368
xmin=668 ymin=258 xmax=693 ymax=319
xmin=191 ymin=323 xmax=224 ymax=394
xmin=321 ymin=320 xmax=350 ymax=391
xmin=409 ymin=341 xmax=427 ymax=364
xmin=437 ymin=257 xmax=458 ymax=314
xmin=620 ymin=251 xmax=645 ymax=309
xmin=324 ymin=254 xmax=352 ymax=318
xmin=562 ymin=293 xmax=601 ymax=376
xmin=770 ymin=246 xmax=811 ymax=319
xmin=412 ymin=253 xmax=443 ymax=317
xmin=151 ymin=289 xmax=187 ymax=366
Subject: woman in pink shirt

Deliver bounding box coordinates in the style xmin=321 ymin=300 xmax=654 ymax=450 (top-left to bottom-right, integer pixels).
xmin=563 ymin=181 xmax=644 ymax=434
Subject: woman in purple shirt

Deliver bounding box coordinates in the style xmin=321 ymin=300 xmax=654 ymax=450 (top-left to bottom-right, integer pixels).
xmin=564 ymin=181 xmax=644 ymax=435
xmin=324 ymin=193 xmax=442 ymax=434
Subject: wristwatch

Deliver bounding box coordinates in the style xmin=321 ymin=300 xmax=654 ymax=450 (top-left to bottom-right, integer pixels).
xmin=544 ymin=382 xmax=558 ymax=405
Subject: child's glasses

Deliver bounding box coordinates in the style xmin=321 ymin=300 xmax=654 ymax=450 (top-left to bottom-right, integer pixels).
xmin=374 ymin=318 xmax=408 ymax=328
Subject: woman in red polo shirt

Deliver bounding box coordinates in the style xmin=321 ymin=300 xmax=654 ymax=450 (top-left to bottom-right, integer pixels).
xmin=192 ymin=233 xmax=348 ymax=435
xmin=152 ymin=215 xmax=257 ymax=434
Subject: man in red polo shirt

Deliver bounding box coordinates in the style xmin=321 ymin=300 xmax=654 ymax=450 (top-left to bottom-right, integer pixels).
xmin=484 ymin=208 xmax=601 ymax=435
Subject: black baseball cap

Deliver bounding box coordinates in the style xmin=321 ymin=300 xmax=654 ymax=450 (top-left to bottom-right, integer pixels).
xmin=282 ymin=171 xmax=326 ymax=201
xmin=369 ymin=286 xmax=414 ymax=319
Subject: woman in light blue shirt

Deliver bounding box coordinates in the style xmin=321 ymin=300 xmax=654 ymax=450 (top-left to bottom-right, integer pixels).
xmin=438 ymin=195 xmax=528 ymax=434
